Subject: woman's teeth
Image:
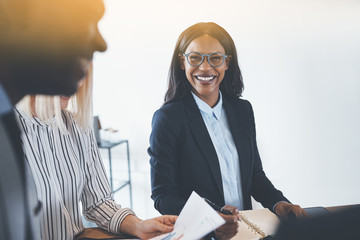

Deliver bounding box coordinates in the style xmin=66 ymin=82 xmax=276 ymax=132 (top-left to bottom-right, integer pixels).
xmin=196 ymin=76 xmax=215 ymax=82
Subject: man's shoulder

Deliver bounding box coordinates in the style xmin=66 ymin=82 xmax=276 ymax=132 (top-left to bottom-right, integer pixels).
xmin=0 ymin=120 xmax=27 ymax=240
xmin=0 ymin=83 xmax=13 ymax=115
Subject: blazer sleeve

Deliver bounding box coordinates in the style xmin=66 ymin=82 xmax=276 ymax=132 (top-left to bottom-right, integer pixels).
xmin=148 ymin=109 xmax=187 ymax=215
xmin=246 ymin=101 xmax=290 ymax=209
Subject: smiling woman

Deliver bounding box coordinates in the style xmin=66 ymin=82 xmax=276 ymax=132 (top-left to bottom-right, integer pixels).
xmin=164 ymin=22 xmax=243 ymax=106
xmin=149 ymin=22 xmax=308 ymax=240
xmin=180 ymin=35 xmax=230 ymax=107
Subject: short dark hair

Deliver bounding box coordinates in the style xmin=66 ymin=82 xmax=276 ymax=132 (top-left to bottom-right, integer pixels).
xmin=164 ymin=22 xmax=244 ymax=105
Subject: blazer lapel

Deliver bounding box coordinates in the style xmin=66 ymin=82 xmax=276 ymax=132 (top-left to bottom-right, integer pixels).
xmin=183 ymin=94 xmax=224 ymax=199
xmin=222 ymin=96 xmax=251 ymax=200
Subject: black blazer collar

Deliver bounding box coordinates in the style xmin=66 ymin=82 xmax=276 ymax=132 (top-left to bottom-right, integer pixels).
xmin=183 ymin=92 xmax=251 ymax=204
xmin=222 ymin=96 xmax=251 ymax=198
xmin=183 ymin=92 xmax=224 ymax=200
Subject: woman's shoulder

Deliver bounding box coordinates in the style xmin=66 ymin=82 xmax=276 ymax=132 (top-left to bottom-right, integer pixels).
xmin=14 ymin=107 xmax=27 ymax=119
xmin=14 ymin=108 xmax=31 ymax=128
xmin=14 ymin=108 xmax=49 ymax=128
xmin=224 ymin=95 xmax=252 ymax=109
xmin=156 ymin=99 xmax=186 ymax=116
xmin=61 ymin=110 xmax=91 ymax=133
xmin=151 ymin=100 xmax=188 ymax=130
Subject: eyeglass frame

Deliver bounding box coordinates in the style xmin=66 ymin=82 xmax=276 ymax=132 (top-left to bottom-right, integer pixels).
xmin=181 ymin=51 xmax=229 ymax=68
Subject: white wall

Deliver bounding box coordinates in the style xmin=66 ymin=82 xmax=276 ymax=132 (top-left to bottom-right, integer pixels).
xmin=93 ymin=0 xmax=360 ymax=212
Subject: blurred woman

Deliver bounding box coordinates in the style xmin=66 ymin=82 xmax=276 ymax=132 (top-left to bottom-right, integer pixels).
xmin=16 ymin=61 xmax=176 ymax=240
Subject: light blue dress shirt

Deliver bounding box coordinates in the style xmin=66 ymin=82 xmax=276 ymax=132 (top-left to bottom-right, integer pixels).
xmin=0 ymin=83 xmax=12 ymax=115
xmin=192 ymin=91 xmax=244 ymax=210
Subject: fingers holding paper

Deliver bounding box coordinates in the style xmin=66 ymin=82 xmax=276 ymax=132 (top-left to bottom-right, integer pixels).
xmin=154 ymin=215 xmax=178 ymax=228
xmin=120 ymin=214 xmax=177 ymax=240
xmin=152 ymin=215 xmax=177 ymax=231
xmin=215 ymin=213 xmax=239 ymax=240
xmin=139 ymin=215 xmax=177 ymax=239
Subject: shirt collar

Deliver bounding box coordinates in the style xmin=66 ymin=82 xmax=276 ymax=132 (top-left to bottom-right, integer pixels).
xmin=0 ymin=83 xmax=13 ymax=115
xmin=191 ymin=91 xmax=223 ymax=120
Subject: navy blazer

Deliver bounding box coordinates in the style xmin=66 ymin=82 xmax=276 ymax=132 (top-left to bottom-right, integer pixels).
xmin=0 ymin=110 xmax=41 ymax=240
xmin=149 ymin=92 xmax=288 ymax=215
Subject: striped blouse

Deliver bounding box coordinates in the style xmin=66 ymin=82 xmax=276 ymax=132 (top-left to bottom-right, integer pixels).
xmin=15 ymin=109 xmax=135 ymax=240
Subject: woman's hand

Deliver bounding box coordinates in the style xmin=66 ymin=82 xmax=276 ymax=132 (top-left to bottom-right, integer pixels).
xmin=221 ymin=205 xmax=239 ymax=215
xmin=120 ymin=214 xmax=177 ymax=240
xmin=215 ymin=205 xmax=239 ymax=240
xmin=274 ymin=202 xmax=309 ymax=219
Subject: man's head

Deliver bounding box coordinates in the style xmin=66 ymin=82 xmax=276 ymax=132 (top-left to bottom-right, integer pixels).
xmin=0 ymin=0 xmax=106 ymax=101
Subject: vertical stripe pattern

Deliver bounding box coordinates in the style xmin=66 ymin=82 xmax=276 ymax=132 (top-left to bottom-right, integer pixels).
xmin=15 ymin=109 xmax=134 ymax=240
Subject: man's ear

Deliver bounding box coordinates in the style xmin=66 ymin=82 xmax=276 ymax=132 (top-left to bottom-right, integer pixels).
xmin=179 ymin=54 xmax=185 ymax=70
xmin=225 ymin=55 xmax=232 ymax=70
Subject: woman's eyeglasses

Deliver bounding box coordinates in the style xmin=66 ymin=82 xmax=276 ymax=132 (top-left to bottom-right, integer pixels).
xmin=182 ymin=52 xmax=228 ymax=67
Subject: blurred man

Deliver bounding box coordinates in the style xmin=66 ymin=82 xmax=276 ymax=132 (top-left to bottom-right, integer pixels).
xmin=1 ymin=1 xmax=177 ymax=239
xmin=276 ymin=206 xmax=360 ymax=240
xmin=0 ymin=1 xmax=106 ymax=239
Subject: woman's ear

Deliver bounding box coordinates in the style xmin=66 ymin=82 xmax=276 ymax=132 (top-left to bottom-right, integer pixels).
xmin=225 ymin=55 xmax=232 ymax=70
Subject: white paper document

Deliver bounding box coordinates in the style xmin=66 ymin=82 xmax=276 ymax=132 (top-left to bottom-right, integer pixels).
xmin=151 ymin=191 xmax=225 ymax=240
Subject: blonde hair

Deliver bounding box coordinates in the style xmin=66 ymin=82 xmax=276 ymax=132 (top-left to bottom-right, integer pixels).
xmin=17 ymin=62 xmax=93 ymax=133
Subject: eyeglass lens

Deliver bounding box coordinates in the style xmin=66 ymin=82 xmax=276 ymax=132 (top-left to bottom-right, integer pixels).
xmin=188 ymin=52 xmax=225 ymax=67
